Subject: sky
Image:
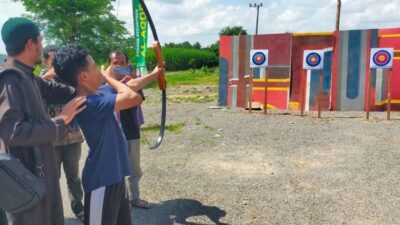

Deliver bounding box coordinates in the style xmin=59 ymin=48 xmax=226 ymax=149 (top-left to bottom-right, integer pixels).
xmin=0 ymin=0 xmax=399 ymax=54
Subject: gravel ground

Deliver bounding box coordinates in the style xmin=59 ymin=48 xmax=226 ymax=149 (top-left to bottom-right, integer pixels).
xmin=62 ymin=85 xmax=400 ymax=225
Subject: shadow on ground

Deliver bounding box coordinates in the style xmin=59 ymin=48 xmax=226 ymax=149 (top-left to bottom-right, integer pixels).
xmin=132 ymin=199 xmax=229 ymax=225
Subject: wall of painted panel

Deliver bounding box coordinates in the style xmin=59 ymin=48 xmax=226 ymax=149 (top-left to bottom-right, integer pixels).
xmin=219 ymin=28 xmax=400 ymax=112
xmin=331 ymin=29 xmax=379 ymax=111
xmin=305 ymin=49 xmax=333 ymax=111
xmin=251 ymin=34 xmax=291 ymax=109
xmin=218 ymin=36 xmax=231 ymax=106
xmin=290 ymin=33 xmax=333 ymax=110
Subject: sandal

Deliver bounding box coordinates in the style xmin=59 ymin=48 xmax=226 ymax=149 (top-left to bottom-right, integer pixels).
xmin=130 ymin=199 xmax=154 ymax=209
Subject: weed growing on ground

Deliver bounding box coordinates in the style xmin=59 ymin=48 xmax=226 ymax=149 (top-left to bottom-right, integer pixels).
xmin=195 ymin=117 xmax=201 ymax=125
xmin=141 ymin=122 xmax=186 ymax=134
xmin=204 ymin=125 xmax=216 ymax=131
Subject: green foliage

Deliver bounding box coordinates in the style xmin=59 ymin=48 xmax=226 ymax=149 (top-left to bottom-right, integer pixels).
xmin=219 ymin=26 xmax=247 ymax=36
xmin=164 ymin=41 xmax=201 ymax=49
xmin=205 ymin=41 xmax=219 ymax=57
xmin=142 ymin=48 xmax=218 ymax=71
xmin=192 ymin=42 xmax=201 ymax=49
xmin=145 ymin=67 xmax=219 ymax=89
xmin=14 ymin=0 xmax=129 ymax=61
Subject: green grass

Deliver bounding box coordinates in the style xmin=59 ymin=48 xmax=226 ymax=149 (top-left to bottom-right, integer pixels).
xmin=195 ymin=117 xmax=201 ymax=125
xmin=141 ymin=122 xmax=186 ymax=134
xmin=145 ymin=68 xmax=219 ymax=89
xmin=204 ymin=125 xmax=216 ymax=131
xmin=167 ymin=95 xmax=217 ymax=104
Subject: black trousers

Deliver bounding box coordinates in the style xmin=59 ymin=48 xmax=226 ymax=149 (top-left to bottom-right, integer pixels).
xmin=84 ymin=180 xmax=131 ymax=225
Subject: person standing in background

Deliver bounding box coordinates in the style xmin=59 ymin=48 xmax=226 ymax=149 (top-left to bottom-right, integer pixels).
xmin=108 ymin=51 xmax=153 ymax=209
xmin=40 ymin=45 xmax=86 ymax=222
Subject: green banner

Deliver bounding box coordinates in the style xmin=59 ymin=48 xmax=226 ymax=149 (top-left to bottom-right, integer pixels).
xmin=133 ymin=0 xmax=148 ymax=68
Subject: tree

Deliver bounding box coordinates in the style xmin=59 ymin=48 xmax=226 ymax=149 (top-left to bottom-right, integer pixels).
xmin=164 ymin=41 xmax=202 ymax=49
xmin=192 ymin=42 xmax=201 ymax=49
xmin=219 ymin=26 xmax=247 ymax=36
xmin=14 ymin=0 xmax=130 ymax=61
xmin=206 ymin=41 xmax=219 ymax=57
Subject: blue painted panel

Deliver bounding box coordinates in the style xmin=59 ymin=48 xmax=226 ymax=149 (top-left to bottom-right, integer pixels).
xmin=253 ymin=68 xmax=260 ymax=78
xmin=218 ymin=57 xmax=229 ymax=106
xmin=370 ymin=29 xmax=379 ymax=88
xmin=346 ymin=30 xmax=361 ymax=99
xmin=323 ymin=51 xmax=332 ymax=93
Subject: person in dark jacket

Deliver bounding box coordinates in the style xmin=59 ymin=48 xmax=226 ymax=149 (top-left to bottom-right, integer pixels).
xmin=0 ymin=17 xmax=86 ymax=225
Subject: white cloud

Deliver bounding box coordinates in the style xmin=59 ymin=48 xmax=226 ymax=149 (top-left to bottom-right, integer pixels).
xmin=0 ymin=0 xmax=25 ymax=54
xmin=1 ymin=0 xmax=400 ymax=54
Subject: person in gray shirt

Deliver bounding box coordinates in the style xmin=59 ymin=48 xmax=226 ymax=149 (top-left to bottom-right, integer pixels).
xmin=40 ymin=45 xmax=85 ymax=222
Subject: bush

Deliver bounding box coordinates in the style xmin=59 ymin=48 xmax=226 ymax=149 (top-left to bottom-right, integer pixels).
xmin=142 ymin=47 xmax=218 ymax=71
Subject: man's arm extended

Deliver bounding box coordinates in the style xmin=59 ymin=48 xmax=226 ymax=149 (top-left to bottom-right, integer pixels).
xmin=102 ymin=66 xmax=143 ymax=111
xmin=124 ymin=67 xmax=161 ymax=92
xmin=36 ymin=76 xmax=76 ymax=104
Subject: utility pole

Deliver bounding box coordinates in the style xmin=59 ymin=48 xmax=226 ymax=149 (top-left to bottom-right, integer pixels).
xmin=250 ymin=2 xmax=263 ymax=35
xmin=335 ymin=0 xmax=341 ymax=31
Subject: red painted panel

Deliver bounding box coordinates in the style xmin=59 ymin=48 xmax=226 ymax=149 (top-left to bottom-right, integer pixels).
xmin=237 ymin=36 xmax=248 ymax=108
xmin=253 ymin=34 xmax=291 ymax=65
xmin=331 ymin=31 xmax=340 ymax=110
xmin=252 ymin=90 xmax=288 ymax=109
xmin=378 ymin=28 xmax=400 ymax=111
xmin=220 ymin=36 xmax=232 ymax=107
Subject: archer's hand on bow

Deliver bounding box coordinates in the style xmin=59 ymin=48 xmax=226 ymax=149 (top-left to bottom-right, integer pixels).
xmin=124 ymin=66 xmax=165 ymax=92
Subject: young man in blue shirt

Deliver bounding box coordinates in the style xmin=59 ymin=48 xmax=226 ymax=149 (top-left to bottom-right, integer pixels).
xmin=53 ymin=44 xmax=162 ymax=225
xmin=40 ymin=45 xmax=86 ymax=222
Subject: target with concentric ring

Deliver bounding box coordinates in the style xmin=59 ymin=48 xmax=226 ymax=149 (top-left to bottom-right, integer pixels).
xmin=373 ymin=50 xmax=391 ymax=67
xmin=370 ymin=48 xmax=394 ymax=69
xmin=250 ymin=49 xmax=269 ymax=68
xmin=252 ymin=52 xmax=266 ymax=66
xmin=306 ymin=52 xmax=322 ymax=67
xmin=303 ymin=50 xmax=324 ymax=70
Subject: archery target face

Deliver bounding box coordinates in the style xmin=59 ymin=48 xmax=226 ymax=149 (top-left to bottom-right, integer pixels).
xmin=303 ymin=50 xmax=324 ymax=70
xmin=370 ymin=48 xmax=394 ymax=69
xmin=250 ymin=50 xmax=269 ymax=68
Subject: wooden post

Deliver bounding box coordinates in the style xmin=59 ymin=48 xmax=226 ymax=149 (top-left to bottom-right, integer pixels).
xmin=301 ymin=70 xmax=306 ymax=117
xmin=387 ymin=68 xmax=392 ymax=120
xmin=264 ymin=68 xmax=269 ymax=114
xmin=335 ymin=0 xmax=342 ymax=31
xmin=366 ymin=68 xmax=371 ymax=120
xmin=249 ymin=68 xmax=253 ymax=113
xmin=318 ymin=69 xmax=323 ymax=118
